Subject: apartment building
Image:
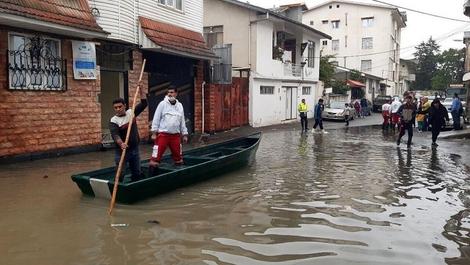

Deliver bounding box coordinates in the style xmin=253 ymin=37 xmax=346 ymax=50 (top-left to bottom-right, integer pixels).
xmin=303 ymin=0 xmax=407 ymax=96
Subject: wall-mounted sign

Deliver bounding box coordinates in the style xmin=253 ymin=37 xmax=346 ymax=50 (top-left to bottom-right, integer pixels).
xmin=325 ymin=87 xmax=333 ymax=94
xmin=72 ymin=41 xmax=96 ymax=80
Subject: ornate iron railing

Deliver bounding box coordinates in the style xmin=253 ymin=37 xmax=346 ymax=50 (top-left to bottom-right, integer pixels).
xmin=7 ymin=36 xmax=67 ymax=91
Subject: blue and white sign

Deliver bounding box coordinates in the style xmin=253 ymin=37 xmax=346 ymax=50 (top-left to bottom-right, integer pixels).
xmin=72 ymin=41 xmax=97 ymax=80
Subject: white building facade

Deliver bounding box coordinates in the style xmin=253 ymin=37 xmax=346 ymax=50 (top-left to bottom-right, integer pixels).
xmin=204 ymin=0 xmax=330 ymax=127
xmin=303 ymin=0 xmax=406 ymax=96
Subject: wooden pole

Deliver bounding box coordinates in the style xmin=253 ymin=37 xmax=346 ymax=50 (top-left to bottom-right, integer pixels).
xmin=108 ymin=59 xmax=146 ymax=215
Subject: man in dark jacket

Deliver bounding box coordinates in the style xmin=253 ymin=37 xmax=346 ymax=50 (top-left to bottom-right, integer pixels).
xmin=312 ymin=98 xmax=324 ymax=132
xmin=109 ymin=89 xmax=147 ymax=182
xmin=396 ymin=95 xmax=416 ymax=147
xmin=428 ymin=98 xmax=449 ymax=146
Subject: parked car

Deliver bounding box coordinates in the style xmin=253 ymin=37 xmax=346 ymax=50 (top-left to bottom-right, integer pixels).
xmin=372 ymin=95 xmax=392 ymax=112
xmin=442 ymin=98 xmax=468 ymax=124
xmin=322 ymin=101 xmax=355 ymax=121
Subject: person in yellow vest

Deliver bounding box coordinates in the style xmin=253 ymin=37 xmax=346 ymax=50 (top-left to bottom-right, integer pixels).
xmin=298 ymin=99 xmax=309 ymax=132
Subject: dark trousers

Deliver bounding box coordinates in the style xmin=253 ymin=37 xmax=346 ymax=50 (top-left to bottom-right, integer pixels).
xmin=431 ymin=125 xmax=441 ymax=143
xmin=451 ymin=111 xmax=460 ymax=130
xmin=313 ymin=118 xmax=323 ymax=130
xmin=300 ymin=113 xmax=308 ymax=131
xmin=115 ymin=146 xmax=141 ymax=181
xmin=398 ymin=122 xmax=413 ymax=145
xmin=345 ymin=115 xmax=349 ymax=126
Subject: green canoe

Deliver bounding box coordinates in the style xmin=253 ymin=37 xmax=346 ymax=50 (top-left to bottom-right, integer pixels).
xmin=71 ymin=132 xmax=261 ymax=203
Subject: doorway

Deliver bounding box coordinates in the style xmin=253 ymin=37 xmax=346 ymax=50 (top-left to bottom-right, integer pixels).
xmin=284 ymin=86 xmax=298 ymax=120
xmin=100 ymin=71 xmax=125 ymax=145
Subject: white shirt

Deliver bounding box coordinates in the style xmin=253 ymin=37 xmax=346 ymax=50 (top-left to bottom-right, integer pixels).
xmin=382 ymin=103 xmax=391 ymax=114
xmin=390 ymin=100 xmax=402 ymax=114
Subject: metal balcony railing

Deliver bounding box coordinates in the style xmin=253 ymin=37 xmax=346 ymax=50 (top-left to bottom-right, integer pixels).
xmin=283 ymin=63 xmax=302 ymax=77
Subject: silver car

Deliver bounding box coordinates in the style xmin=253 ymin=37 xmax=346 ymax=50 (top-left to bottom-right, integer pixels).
xmin=322 ymin=101 xmax=355 ymax=121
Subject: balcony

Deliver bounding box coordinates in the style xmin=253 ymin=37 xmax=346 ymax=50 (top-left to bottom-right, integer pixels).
xmin=283 ymin=62 xmax=302 ymax=77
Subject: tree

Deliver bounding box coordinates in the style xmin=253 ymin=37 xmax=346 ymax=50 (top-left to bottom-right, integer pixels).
xmin=414 ymin=38 xmax=440 ymax=90
xmin=431 ymin=48 xmax=465 ymax=90
xmin=349 ymin=69 xmax=365 ymax=83
xmin=319 ymin=55 xmax=336 ymax=88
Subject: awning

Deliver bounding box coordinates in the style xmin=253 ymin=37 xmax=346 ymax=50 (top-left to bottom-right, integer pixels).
xmin=0 ymin=0 xmax=107 ymax=38
xmin=139 ymin=16 xmax=218 ymax=61
xmin=347 ymin=79 xmax=366 ymax=88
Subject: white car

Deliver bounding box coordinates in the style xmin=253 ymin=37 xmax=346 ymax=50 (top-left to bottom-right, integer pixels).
xmin=321 ymin=101 xmax=355 ymax=121
xmin=442 ymin=98 xmax=467 ymax=124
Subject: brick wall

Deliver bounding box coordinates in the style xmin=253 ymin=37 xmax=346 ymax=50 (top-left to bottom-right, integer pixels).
xmin=128 ymin=50 xmax=149 ymax=140
xmin=194 ymin=60 xmax=216 ymax=133
xmin=0 ymin=30 xmax=101 ymax=158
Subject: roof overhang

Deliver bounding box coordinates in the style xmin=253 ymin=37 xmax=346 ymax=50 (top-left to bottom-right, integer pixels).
xmin=334 ymin=65 xmax=384 ymax=80
xmin=139 ymin=16 xmax=218 ymax=61
xmin=0 ymin=13 xmax=108 ymax=39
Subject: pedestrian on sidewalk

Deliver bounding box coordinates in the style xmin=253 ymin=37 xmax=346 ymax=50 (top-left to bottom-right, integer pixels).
xmin=360 ymin=97 xmax=368 ymax=117
xmin=450 ymin=93 xmax=463 ymax=130
xmin=298 ymin=98 xmax=309 ymax=132
xmin=390 ymin=97 xmax=402 ymax=132
xmin=428 ymin=98 xmax=449 ymax=147
xmin=313 ymin=98 xmax=324 ymax=132
xmin=421 ymin=97 xmax=431 ymax=131
xmin=149 ymin=87 xmax=189 ymax=168
xmin=381 ymin=100 xmax=392 ymax=130
xmin=354 ymin=100 xmax=361 ymax=118
xmin=396 ymin=95 xmax=416 ymax=148
xmin=344 ymin=103 xmax=351 ymax=126
xmin=416 ymin=97 xmax=426 ymax=132
xmin=109 ymin=89 xmax=148 ymax=182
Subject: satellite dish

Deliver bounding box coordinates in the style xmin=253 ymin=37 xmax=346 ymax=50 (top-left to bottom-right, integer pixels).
xmin=463 ymin=72 xmax=470 ymax=82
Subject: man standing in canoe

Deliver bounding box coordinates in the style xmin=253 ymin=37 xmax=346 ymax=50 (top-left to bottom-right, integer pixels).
xmin=109 ymin=88 xmax=148 ymax=182
xmin=149 ymin=87 xmax=188 ymax=168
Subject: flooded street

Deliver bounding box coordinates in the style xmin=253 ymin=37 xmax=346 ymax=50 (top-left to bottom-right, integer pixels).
xmin=1 ymin=128 xmax=470 ymax=265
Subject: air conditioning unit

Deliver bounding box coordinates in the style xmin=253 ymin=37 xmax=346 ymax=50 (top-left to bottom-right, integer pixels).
xmin=464 ymin=0 xmax=470 ymax=17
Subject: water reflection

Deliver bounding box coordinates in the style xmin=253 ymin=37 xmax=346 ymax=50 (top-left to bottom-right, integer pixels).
xmin=0 ymin=128 xmax=469 ymax=265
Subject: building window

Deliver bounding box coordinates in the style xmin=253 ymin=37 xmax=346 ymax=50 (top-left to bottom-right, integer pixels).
xmin=307 ymin=41 xmax=315 ymax=68
xmin=332 ymin=39 xmax=339 ymax=51
xmin=362 ymin=17 xmax=374 ymax=27
xmin=158 ymin=0 xmax=183 ymax=11
xmin=362 ymin=37 xmax=373 ymax=49
xmin=260 ymin=86 xmax=274 ymax=94
xmin=361 ymin=60 xmax=372 ymax=72
xmin=302 ymin=86 xmax=311 ymax=95
xmin=212 ymin=44 xmax=232 ymax=84
xmin=322 ymin=40 xmax=328 ymax=46
xmin=329 ymin=5 xmax=332 ymax=9
xmin=309 ymin=20 xmax=314 ymax=26
xmin=8 ymin=33 xmax=66 ymax=91
xmin=331 ymin=20 xmax=340 ymax=29
xmin=337 ymin=4 xmax=340 ymax=8
xmin=203 ymin=26 xmax=223 ymax=49
xmin=322 ymin=20 xmax=328 ymax=24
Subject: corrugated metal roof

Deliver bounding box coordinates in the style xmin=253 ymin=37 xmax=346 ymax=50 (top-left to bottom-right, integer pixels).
xmin=0 ymin=0 xmax=105 ymax=33
xmin=139 ymin=16 xmax=216 ymax=60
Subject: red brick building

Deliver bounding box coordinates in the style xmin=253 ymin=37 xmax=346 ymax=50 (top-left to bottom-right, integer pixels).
xmin=0 ymin=0 xmax=249 ymax=162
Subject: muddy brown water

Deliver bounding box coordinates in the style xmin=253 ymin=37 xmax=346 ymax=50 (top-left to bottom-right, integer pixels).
xmin=1 ymin=128 xmax=469 ymax=265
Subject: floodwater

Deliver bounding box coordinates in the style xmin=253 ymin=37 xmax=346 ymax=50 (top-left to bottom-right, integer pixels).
xmin=1 ymin=127 xmax=469 ymax=265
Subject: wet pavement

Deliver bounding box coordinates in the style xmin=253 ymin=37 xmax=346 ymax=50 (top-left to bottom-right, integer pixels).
xmin=1 ymin=126 xmax=470 ymax=265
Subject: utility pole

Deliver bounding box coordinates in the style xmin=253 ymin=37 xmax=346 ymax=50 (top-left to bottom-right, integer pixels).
xmin=463 ymin=1 xmax=470 ymax=115
xmin=464 ymin=31 xmax=470 ymax=115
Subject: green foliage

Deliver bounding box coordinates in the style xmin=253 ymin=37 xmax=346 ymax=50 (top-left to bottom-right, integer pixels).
xmin=349 ymin=69 xmax=365 ymax=83
xmin=319 ymin=55 xmax=336 ymax=87
xmin=414 ymin=38 xmax=440 ymax=90
xmin=331 ymin=80 xmax=349 ymax=95
xmin=431 ymin=48 xmax=465 ymax=90
xmin=431 ymin=70 xmax=451 ymax=91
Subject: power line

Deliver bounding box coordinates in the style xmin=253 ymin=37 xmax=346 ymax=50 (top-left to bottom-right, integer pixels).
xmin=371 ymin=0 xmax=470 ymax=23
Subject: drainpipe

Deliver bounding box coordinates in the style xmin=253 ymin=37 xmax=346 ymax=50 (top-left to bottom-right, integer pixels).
xmin=201 ymin=81 xmax=206 ymax=134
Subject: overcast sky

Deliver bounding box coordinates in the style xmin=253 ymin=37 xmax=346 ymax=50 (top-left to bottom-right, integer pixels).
xmin=247 ymin=0 xmax=470 ymax=58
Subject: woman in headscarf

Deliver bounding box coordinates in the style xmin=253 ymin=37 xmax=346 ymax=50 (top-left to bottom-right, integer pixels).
xmin=428 ymin=98 xmax=449 ymax=147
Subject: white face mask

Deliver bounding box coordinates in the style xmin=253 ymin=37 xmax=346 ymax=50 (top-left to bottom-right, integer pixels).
xmin=168 ymin=96 xmax=176 ymax=104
